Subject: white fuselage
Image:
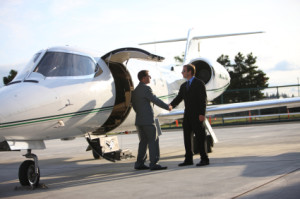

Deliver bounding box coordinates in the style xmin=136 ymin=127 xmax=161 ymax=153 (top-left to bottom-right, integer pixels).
xmin=0 ymin=46 xmax=230 ymax=142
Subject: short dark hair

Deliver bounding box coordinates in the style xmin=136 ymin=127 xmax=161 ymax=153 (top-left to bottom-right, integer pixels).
xmin=184 ymin=64 xmax=196 ymax=76
xmin=138 ymin=70 xmax=149 ymax=81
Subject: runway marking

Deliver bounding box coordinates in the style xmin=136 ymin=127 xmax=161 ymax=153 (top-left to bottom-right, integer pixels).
xmin=231 ymin=167 xmax=300 ymax=199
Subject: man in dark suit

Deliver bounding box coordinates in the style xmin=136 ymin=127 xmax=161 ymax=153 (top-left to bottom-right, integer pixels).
xmin=170 ymin=64 xmax=209 ymax=167
xmin=132 ymin=70 xmax=171 ymax=170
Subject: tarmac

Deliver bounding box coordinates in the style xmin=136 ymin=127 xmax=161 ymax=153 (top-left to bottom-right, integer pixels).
xmin=0 ymin=122 xmax=299 ymax=199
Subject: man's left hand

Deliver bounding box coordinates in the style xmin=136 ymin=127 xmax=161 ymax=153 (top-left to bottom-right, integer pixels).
xmin=199 ymin=115 xmax=205 ymax=122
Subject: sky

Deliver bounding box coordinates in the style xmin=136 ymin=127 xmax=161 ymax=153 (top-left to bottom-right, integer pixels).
xmin=0 ymin=0 xmax=300 ymax=95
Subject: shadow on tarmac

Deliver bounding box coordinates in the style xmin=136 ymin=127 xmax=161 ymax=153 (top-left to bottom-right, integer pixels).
xmin=1 ymin=152 xmax=299 ymax=198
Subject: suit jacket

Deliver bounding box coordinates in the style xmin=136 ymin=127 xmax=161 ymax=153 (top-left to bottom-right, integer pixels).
xmin=132 ymin=82 xmax=169 ymax=125
xmin=170 ymin=77 xmax=207 ymax=120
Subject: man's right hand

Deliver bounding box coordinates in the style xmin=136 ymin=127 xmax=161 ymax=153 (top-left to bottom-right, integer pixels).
xmin=168 ymin=105 xmax=173 ymax=111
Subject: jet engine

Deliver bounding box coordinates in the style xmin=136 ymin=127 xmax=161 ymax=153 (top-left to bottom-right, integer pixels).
xmin=189 ymin=57 xmax=230 ymax=101
xmin=189 ymin=58 xmax=213 ymax=85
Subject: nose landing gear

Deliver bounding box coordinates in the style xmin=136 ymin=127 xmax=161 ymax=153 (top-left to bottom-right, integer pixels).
xmin=18 ymin=149 xmax=40 ymax=187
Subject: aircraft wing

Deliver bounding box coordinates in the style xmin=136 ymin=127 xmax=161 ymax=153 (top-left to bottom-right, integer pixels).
xmin=157 ymin=97 xmax=300 ymax=120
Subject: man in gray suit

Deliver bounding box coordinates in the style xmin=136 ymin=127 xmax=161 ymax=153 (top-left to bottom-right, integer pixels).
xmin=132 ymin=70 xmax=171 ymax=170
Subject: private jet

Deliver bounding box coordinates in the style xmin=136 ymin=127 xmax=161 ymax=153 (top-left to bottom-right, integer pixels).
xmin=1 ymin=29 xmax=299 ymax=187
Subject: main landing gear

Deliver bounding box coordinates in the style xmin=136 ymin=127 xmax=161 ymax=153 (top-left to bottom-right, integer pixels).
xmin=86 ymin=135 xmax=134 ymax=162
xmin=18 ymin=149 xmax=40 ymax=187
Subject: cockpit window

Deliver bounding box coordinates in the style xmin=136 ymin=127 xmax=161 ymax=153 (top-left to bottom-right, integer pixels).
xmin=12 ymin=52 xmax=42 ymax=82
xmin=33 ymin=52 xmax=41 ymax=63
xmin=34 ymin=52 xmax=96 ymax=77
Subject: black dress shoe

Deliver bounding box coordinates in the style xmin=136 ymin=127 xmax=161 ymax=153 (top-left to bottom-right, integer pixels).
xmin=135 ymin=165 xmax=150 ymax=170
xmin=178 ymin=161 xmax=193 ymax=166
xmin=150 ymin=164 xmax=168 ymax=170
xmin=196 ymin=160 xmax=209 ymax=166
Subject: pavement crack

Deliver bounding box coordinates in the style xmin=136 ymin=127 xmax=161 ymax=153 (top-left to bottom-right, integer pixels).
xmin=231 ymin=167 xmax=300 ymax=199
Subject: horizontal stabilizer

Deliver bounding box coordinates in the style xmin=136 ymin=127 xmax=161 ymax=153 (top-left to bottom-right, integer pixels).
xmin=139 ymin=31 xmax=264 ymax=45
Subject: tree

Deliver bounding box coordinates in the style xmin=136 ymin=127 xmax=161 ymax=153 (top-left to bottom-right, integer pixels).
xmin=214 ymin=52 xmax=269 ymax=104
xmin=3 ymin=69 xmax=18 ymax=85
xmin=174 ymin=52 xmax=185 ymax=65
xmin=216 ymin=54 xmax=231 ymax=68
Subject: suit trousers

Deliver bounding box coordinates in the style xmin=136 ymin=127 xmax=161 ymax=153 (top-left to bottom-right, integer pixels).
xmin=135 ymin=125 xmax=160 ymax=167
xmin=182 ymin=117 xmax=208 ymax=162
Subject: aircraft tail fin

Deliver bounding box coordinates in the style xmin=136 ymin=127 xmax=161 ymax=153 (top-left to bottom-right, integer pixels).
xmin=183 ymin=28 xmax=198 ymax=64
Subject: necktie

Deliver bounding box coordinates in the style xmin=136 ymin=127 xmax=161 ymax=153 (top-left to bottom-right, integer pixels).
xmin=186 ymin=81 xmax=190 ymax=90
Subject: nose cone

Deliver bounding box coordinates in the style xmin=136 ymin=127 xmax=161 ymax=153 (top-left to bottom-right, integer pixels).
xmin=0 ymin=83 xmax=57 ymax=123
xmin=0 ymin=85 xmax=22 ymax=124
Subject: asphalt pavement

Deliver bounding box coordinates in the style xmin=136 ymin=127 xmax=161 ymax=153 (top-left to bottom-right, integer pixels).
xmin=0 ymin=122 xmax=299 ymax=199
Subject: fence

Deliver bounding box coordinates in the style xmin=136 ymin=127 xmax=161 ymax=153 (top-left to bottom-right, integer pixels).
xmin=218 ymin=84 xmax=300 ymax=104
xmin=208 ymin=112 xmax=300 ymax=126
xmin=162 ymin=84 xmax=300 ymax=128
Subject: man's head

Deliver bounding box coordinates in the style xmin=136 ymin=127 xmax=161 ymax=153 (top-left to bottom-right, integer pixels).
xmin=182 ymin=64 xmax=196 ymax=79
xmin=138 ymin=70 xmax=151 ymax=84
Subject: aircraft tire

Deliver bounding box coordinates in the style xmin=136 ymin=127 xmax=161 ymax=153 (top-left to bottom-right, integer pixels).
xmin=18 ymin=160 xmax=40 ymax=187
xmin=92 ymin=150 xmax=100 ymax=159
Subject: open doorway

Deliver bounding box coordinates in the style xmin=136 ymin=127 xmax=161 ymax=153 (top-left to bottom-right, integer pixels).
xmin=102 ymin=62 xmax=133 ymax=132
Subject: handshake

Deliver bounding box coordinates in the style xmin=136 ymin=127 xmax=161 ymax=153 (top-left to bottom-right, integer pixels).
xmin=168 ymin=104 xmax=173 ymax=111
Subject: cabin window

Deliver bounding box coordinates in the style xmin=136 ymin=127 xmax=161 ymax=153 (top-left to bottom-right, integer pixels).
xmin=34 ymin=52 xmax=95 ymax=77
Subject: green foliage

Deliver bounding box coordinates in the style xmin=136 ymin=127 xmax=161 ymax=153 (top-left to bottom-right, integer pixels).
xmin=174 ymin=52 xmax=185 ymax=64
xmin=3 ymin=69 xmax=18 ymax=85
xmin=214 ymin=52 xmax=269 ymax=104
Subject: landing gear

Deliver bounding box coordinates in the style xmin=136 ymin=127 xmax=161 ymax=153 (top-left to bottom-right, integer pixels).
xmin=193 ymin=135 xmax=214 ymax=154
xmin=18 ymin=150 xmax=40 ymax=187
xmin=86 ymin=135 xmax=134 ymax=161
xmin=92 ymin=150 xmax=100 ymax=159
xmin=86 ymin=136 xmax=116 ymax=162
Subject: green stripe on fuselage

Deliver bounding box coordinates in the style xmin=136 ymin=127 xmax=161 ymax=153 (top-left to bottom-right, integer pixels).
xmin=0 ymin=106 xmax=114 ymax=128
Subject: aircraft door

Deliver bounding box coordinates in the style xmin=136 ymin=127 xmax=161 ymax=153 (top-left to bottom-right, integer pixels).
xmin=100 ymin=62 xmax=133 ymax=132
xmin=99 ymin=47 xmax=164 ymax=133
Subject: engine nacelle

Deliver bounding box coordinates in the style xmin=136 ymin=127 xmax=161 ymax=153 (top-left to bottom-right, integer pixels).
xmin=190 ymin=58 xmax=213 ymax=84
xmin=189 ymin=58 xmax=230 ymax=101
